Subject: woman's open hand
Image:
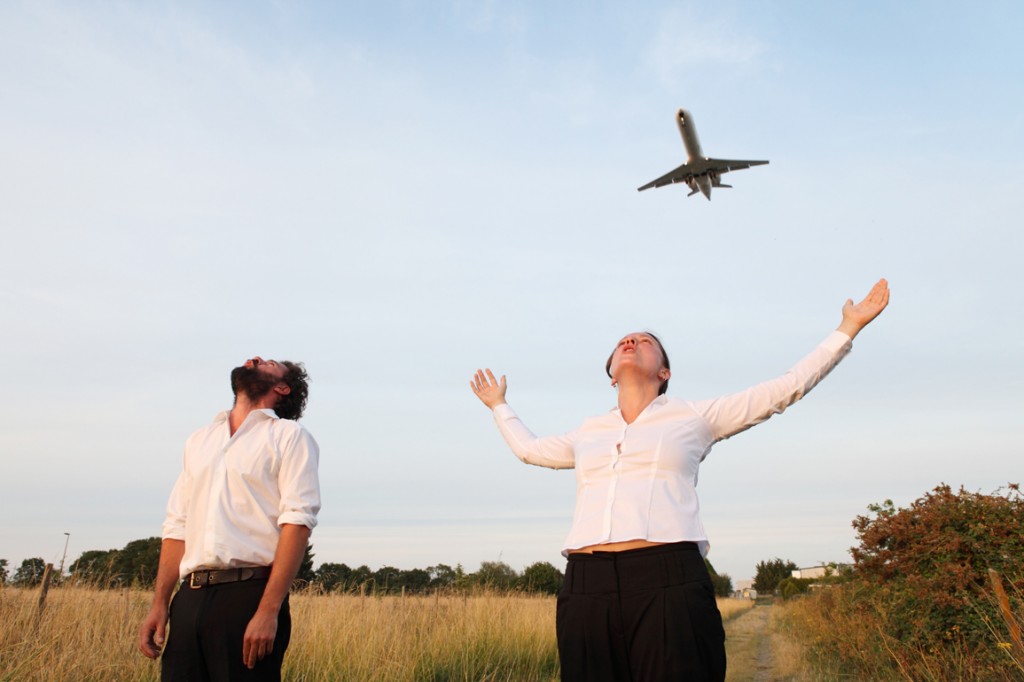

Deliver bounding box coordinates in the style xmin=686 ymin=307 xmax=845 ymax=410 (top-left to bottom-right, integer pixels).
xmin=838 ymin=278 xmax=890 ymax=339
xmin=470 ymin=368 xmax=507 ymax=409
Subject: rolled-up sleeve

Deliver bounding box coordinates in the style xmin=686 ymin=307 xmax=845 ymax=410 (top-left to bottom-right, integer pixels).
xmin=276 ymin=425 xmax=321 ymax=529
xmin=161 ymin=461 xmax=189 ymax=541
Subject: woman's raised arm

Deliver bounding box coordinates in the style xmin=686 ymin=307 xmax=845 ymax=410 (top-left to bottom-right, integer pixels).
xmin=470 ymin=367 xmax=575 ymax=469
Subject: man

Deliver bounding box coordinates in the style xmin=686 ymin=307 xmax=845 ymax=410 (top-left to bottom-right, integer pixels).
xmin=138 ymin=356 xmax=320 ymax=681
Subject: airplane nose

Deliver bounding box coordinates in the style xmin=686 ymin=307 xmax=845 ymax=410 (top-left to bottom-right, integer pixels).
xmin=698 ymin=176 xmax=712 ymax=199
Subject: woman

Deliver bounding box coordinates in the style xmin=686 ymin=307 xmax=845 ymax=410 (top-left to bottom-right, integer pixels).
xmin=470 ymin=279 xmax=890 ymax=681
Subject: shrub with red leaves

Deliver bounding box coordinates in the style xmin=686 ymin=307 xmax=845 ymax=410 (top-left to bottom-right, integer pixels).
xmin=849 ymin=483 xmax=1023 ymax=668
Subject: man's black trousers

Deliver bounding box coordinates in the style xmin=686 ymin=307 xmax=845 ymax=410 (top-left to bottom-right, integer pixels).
xmin=162 ymin=578 xmax=291 ymax=682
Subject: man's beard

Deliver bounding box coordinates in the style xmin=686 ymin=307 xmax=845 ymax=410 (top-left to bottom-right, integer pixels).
xmin=230 ymin=365 xmax=280 ymax=404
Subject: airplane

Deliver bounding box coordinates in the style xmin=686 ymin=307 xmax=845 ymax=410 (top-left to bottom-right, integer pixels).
xmin=637 ymin=109 xmax=768 ymax=200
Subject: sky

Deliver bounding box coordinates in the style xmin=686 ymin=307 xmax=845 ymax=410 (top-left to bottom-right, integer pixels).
xmin=1 ymin=0 xmax=1021 ymax=583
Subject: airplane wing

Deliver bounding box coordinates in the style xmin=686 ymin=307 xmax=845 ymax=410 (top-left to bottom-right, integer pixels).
xmin=637 ymin=162 xmax=695 ymax=191
xmin=702 ymin=158 xmax=769 ymax=173
xmin=637 ymin=158 xmax=768 ymax=192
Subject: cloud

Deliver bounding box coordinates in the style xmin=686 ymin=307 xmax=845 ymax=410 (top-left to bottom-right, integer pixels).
xmin=449 ymin=0 xmax=528 ymax=36
xmin=643 ymin=7 xmax=768 ymax=86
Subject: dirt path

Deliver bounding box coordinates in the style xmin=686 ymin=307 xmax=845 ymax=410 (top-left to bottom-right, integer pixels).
xmin=724 ymin=605 xmax=785 ymax=682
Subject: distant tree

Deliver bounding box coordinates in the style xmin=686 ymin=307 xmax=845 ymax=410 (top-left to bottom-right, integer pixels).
xmin=12 ymin=558 xmax=47 ymax=587
xmin=824 ymin=562 xmax=853 ymax=580
xmin=373 ymin=566 xmax=402 ymax=593
xmin=704 ymin=559 xmax=733 ymax=597
xmin=69 ymin=549 xmax=118 ymax=584
xmin=349 ymin=565 xmax=373 ymax=591
xmin=452 ymin=563 xmax=468 ymax=590
xmin=519 ymin=562 xmax=563 ymax=595
xmin=427 ymin=563 xmax=458 ymax=589
xmin=314 ymin=562 xmax=351 ymax=591
xmin=0 ymin=558 xmax=8 ymax=585
xmin=753 ymin=558 xmax=798 ymax=593
xmin=294 ymin=543 xmax=316 ymax=588
xmin=710 ymin=572 xmax=733 ymax=597
xmin=398 ymin=568 xmax=431 ymax=593
xmin=67 ymin=538 xmax=161 ymax=587
xmin=110 ymin=537 xmax=162 ymax=587
xmin=473 ymin=561 xmax=518 ymax=590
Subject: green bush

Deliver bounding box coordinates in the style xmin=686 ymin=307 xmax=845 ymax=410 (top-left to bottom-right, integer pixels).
xmin=777 ymin=577 xmax=814 ymax=600
xmin=783 ymin=483 xmax=1024 ymax=680
xmin=851 ymin=483 xmax=1023 ymax=653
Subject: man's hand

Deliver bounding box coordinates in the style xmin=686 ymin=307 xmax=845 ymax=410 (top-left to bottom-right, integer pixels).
xmin=138 ymin=603 xmax=169 ymax=659
xmin=242 ymin=607 xmax=279 ymax=669
xmin=239 ymin=524 xmax=310 ymax=668
xmin=838 ymin=278 xmax=890 ymax=339
xmin=137 ymin=538 xmax=184 ymax=660
xmin=470 ymin=368 xmax=507 ymax=409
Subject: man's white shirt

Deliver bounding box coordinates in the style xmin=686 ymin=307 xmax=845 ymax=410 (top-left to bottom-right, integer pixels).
xmin=162 ymin=409 xmax=320 ymax=579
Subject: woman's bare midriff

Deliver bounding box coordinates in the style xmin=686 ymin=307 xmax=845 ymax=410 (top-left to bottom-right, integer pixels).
xmin=569 ymin=539 xmax=667 ymax=554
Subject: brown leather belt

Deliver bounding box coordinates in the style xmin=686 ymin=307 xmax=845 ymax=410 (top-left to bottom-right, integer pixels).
xmin=187 ymin=566 xmax=272 ymax=589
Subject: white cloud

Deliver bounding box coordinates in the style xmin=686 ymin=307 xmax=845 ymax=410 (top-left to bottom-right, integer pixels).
xmin=643 ymin=6 xmax=769 ymax=86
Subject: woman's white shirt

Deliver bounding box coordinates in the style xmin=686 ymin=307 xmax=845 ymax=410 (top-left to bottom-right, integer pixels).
xmin=491 ymin=331 xmax=853 ymax=557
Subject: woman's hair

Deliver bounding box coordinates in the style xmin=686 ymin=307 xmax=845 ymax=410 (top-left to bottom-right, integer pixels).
xmin=605 ymin=332 xmax=671 ymax=396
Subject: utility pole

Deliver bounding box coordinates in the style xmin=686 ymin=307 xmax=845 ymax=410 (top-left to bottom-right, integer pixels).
xmin=57 ymin=532 xmax=70 ymax=581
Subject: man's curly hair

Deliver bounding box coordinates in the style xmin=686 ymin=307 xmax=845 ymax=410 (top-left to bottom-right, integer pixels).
xmin=275 ymin=361 xmax=310 ymax=420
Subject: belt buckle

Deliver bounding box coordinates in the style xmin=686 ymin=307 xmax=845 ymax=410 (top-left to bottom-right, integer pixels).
xmin=189 ymin=572 xmax=205 ymax=589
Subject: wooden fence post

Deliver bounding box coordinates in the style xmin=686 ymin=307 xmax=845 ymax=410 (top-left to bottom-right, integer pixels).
xmin=36 ymin=563 xmax=54 ymax=622
xmin=988 ymin=569 xmax=1024 ymax=659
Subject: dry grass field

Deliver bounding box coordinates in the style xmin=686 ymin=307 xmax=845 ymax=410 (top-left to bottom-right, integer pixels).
xmin=0 ymin=586 xmax=752 ymax=681
xmin=716 ymin=597 xmax=755 ymax=622
xmin=286 ymin=590 xmax=559 ymax=680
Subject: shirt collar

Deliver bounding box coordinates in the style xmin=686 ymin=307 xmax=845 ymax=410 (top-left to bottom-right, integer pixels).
xmin=213 ymin=408 xmax=280 ymax=424
xmin=610 ymin=394 xmax=669 ymax=418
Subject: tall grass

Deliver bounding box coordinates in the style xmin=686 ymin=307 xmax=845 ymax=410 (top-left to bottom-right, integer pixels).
xmin=716 ymin=597 xmax=755 ymax=622
xmin=286 ymin=590 xmax=559 ymax=681
xmin=774 ymin=579 xmax=1024 ymax=682
xmin=1 ymin=585 xmax=745 ymax=681
xmin=0 ymin=584 xmax=154 ymax=682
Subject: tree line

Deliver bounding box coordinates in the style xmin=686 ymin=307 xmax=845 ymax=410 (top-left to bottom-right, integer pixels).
xmin=0 ymin=539 xmax=568 ymax=595
xmin=1 ymin=539 xmax=734 ymax=597
xmin=750 ymin=557 xmax=851 ymax=599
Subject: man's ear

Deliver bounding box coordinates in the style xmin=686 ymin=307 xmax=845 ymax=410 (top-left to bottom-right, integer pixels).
xmin=274 ymin=384 xmax=291 ymax=396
